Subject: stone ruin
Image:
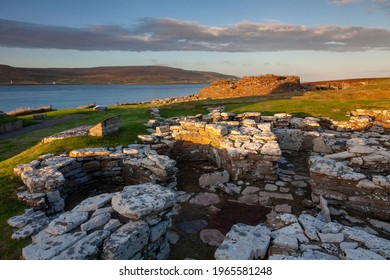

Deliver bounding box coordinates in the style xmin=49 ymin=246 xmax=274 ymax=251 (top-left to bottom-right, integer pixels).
xmin=7 ymin=107 xmax=390 ymax=260
xmin=42 ymin=115 xmax=121 ymax=143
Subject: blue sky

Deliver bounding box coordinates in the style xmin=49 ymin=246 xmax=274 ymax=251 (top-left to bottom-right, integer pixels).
xmin=0 ymin=0 xmax=389 ymax=81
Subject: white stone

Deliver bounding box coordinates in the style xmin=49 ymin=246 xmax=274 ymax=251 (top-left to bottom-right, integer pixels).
xmin=368 ymin=219 xmax=390 ymax=233
xmin=150 ymin=220 xmax=170 ymax=242
xmin=348 ymin=145 xmax=376 ymax=154
xmin=345 ymin=248 xmax=385 ymax=260
xmin=339 ymin=242 xmax=359 ymax=251
xmin=301 ymin=249 xmax=338 ymax=260
xmin=46 ymin=211 xmax=89 ymax=235
xmin=272 ymin=223 xmax=304 ymax=238
xmin=215 ymin=224 xmax=271 ymax=260
xmin=112 ymin=183 xmax=176 ymax=220
xmin=298 ymin=214 xmax=320 ymax=241
xmin=318 ymin=233 xmax=344 ymax=243
xmin=72 ymin=193 xmax=114 ymax=212
xmin=103 ymin=219 xmax=122 ymax=232
xmin=102 ymin=220 xmax=150 ymax=260
xmin=80 ymin=213 xmax=111 ymax=232
xmin=189 ymin=192 xmax=220 ymax=206
xmin=264 ymin=183 xmax=278 ymax=191
xmin=273 ymin=234 xmax=298 ymax=250
xmin=199 ymin=171 xmax=229 ymax=188
xmin=241 ymin=186 xmax=260 ymax=195
xmin=261 ymin=141 xmax=282 ymax=156
xmin=52 ymin=230 xmax=111 ymax=260
xmin=23 ymin=231 xmax=87 ymax=260
xmin=91 ymin=206 xmax=113 ymax=218
xmin=200 ymin=229 xmax=225 ymax=247
xmin=324 ymin=151 xmax=356 ymax=160
xmin=321 ymin=222 xmax=343 ymax=234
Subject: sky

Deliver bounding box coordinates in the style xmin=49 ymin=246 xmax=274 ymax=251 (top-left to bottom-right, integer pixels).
xmin=0 ymin=0 xmax=389 ymax=81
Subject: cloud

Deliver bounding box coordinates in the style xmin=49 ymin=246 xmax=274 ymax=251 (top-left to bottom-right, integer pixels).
xmin=330 ymin=0 xmax=390 ymax=13
xmin=0 ymin=18 xmax=389 ymax=52
xmin=330 ymin=0 xmax=357 ymax=5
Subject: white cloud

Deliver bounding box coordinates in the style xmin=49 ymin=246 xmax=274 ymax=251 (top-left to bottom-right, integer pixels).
xmin=0 ymin=18 xmax=389 ymax=52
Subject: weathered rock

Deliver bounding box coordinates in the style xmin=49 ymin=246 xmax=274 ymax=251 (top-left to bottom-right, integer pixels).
xmin=339 ymin=242 xmax=359 ymax=251
xmin=368 ymin=219 xmax=390 ymax=233
xmin=72 ymin=193 xmax=114 ymax=212
xmin=200 ymin=229 xmax=225 ymax=247
xmin=345 ymin=248 xmax=385 ymax=260
xmin=21 ymin=167 xmax=65 ymax=192
xmin=103 ymin=219 xmax=122 ymax=232
xmin=199 ymin=171 xmax=229 ymax=188
xmin=112 ymin=183 xmax=175 ymax=220
xmin=46 ymin=211 xmax=89 ymax=235
xmin=53 ymin=230 xmax=111 ymax=260
xmin=150 ymin=220 xmax=170 ymax=242
xmin=215 ymin=224 xmax=271 ymax=260
xmin=23 ymin=231 xmax=87 ymax=260
xmin=189 ymin=192 xmax=220 ymax=206
xmin=318 ymin=233 xmax=344 ymax=243
xmin=273 ymin=234 xmax=298 ymax=250
xmin=102 ymin=220 xmax=150 ymax=260
xmin=298 ymin=214 xmax=319 ymax=241
xmin=267 ymin=213 xmax=298 ymax=230
xmin=80 ymin=213 xmax=111 ymax=232
xmin=301 ymin=249 xmax=339 ymax=260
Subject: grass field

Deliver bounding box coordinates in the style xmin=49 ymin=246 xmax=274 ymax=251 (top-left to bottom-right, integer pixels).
xmin=0 ymin=78 xmax=389 ymax=259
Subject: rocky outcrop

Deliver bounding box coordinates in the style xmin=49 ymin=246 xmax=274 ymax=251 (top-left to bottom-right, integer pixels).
xmin=196 ymin=74 xmax=301 ymax=99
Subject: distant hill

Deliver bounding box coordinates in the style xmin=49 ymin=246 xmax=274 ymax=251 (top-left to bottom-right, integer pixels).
xmin=0 ymin=65 xmax=238 ymax=85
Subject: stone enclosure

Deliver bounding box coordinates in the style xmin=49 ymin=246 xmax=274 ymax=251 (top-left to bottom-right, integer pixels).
xmin=8 ymin=107 xmax=390 ymax=260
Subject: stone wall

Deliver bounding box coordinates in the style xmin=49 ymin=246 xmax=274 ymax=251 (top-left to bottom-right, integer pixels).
xmin=89 ymin=115 xmax=121 ymax=137
xmin=10 ymin=145 xmax=178 ymax=260
xmin=139 ymin=108 xmax=282 ymax=181
xmin=9 ymin=183 xmax=175 ymax=260
xmin=0 ymin=119 xmax=23 ymax=134
xmin=14 ymin=145 xmax=177 ymax=214
xmin=196 ymin=74 xmax=301 ymax=99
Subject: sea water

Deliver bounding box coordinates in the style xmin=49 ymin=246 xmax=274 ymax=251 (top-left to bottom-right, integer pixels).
xmin=0 ymin=84 xmax=207 ymax=112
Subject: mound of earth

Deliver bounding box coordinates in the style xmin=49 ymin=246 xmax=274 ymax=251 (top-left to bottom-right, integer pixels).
xmin=196 ymin=74 xmax=301 ymax=99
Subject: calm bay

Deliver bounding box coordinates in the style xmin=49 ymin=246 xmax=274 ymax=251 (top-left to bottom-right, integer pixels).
xmin=0 ymin=84 xmax=207 ymax=112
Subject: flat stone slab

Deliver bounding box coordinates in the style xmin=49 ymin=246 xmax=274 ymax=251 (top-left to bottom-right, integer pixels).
xmin=273 ymin=234 xmax=298 ymax=250
xmin=45 ymin=211 xmax=89 ymax=235
xmin=298 ymin=214 xmax=320 ymax=241
xmin=73 ymin=193 xmax=114 ymax=212
xmin=80 ymin=213 xmax=111 ymax=232
xmin=23 ymin=231 xmax=87 ymax=260
xmin=200 ymin=229 xmax=225 ymax=247
xmin=215 ymin=224 xmax=271 ymax=260
xmin=52 ymin=230 xmax=111 ymax=260
xmin=189 ymin=192 xmax=220 ymax=206
xmin=102 ymin=220 xmax=149 ymax=260
xmin=112 ymin=183 xmax=176 ymax=220
xmin=199 ymin=171 xmax=229 ymax=188
xmin=258 ymin=191 xmax=293 ymax=201
xmin=301 ymin=249 xmax=339 ymax=260
xmin=345 ymin=248 xmax=385 ymax=260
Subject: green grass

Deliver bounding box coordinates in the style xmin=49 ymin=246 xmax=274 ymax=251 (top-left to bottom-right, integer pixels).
xmin=0 ymin=114 xmax=19 ymax=124
xmin=0 ymin=78 xmax=389 ymax=259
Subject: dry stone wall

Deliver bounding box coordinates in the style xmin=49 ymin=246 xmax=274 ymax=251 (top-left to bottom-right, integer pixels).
xmin=14 ymin=145 xmax=177 ymax=215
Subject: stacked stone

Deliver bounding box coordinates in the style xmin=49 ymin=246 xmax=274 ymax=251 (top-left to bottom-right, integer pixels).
xmin=309 ymin=136 xmax=390 ymax=220
xmin=139 ymin=109 xmax=283 ymax=181
xmin=215 ymin=212 xmax=390 ymax=260
xmin=13 ymin=145 xmax=177 ymax=219
xmin=8 ymin=183 xmax=176 ymax=260
xmin=41 ymin=125 xmax=92 ymax=143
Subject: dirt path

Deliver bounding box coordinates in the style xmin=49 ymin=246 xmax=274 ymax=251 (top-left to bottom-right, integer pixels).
xmin=0 ymin=114 xmax=85 ymax=141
